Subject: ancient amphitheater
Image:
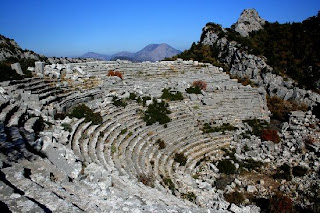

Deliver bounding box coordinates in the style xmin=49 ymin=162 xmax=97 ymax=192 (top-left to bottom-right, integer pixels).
xmin=0 ymin=59 xmax=270 ymax=212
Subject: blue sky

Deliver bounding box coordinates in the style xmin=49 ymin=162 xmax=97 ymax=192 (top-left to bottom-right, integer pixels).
xmin=0 ymin=0 xmax=319 ymax=57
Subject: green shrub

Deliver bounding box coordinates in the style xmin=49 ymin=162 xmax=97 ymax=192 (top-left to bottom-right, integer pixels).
xmin=129 ymin=93 xmax=137 ymax=100
xmin=0 ymin=62 xmax=23 ymax=82
xmin=240 ymin=159 xmax=264 ymax=171
xmin=120 ymin=128 xmax=127 ymax=135
xmin=156 ymin=139 xmax=166 ymax=149
xmin=161 ymin=88 xmax=183 ymax=101
xmin=111 ymin=145 xmax=116 ymax=153
xmin=68 ymin=104 xmax=102 ymax=125
xmin=186 ymin=85 xmax=202 ymax=94
xmin=292 ymin=166 xmax=308 ymax=177
xmin=202 ymin=123 xmax=237 ymax=134
xmin=141 ymin=96 xmax=151 ymax=107
xmin=33 ymin=116 xmax=45 ymax=135
xmin=163 ymin=177 xmax=175 ymax=193
xmin=143 ymin=99 xmax=171 ymax=125
xmin=54 ymin=112 xmax=66 ymax=120
xmin=273 ymin=164 xmax=292 ymax=181
xmin=174 ymin=153 xmax=187 ymax=166
xmin=61 ymin=123 xmax=72 ymax=132
xmin=217 ymin=159 xmax=236 ymax=174
xmin=112 ymin=96 xmax=127 ymax=107
xmin=181 ymin=192 xmax=197 ymax=203
xmin=243 ymin=119 xmax=269 ymax=136
xmin=224 ymin=191 xmax=245 ymax=205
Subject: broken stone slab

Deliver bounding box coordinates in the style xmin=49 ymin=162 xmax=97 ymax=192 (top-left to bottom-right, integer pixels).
xmin=41 ymin=136 xmax=82 ymax=179
xmin=11 ymin=63 xmax=24 ymax=75
xmin=35 ymin=61 xmax=45 ymax=74
xmin=246 ymin=185 xmax=257 ymax=193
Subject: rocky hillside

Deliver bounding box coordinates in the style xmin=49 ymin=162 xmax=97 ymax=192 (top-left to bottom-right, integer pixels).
xmin=0 ymin=34 xmax=97 ymax=82
xmin=170 ymin=9 xmax=320 ymax=107
xmin=0 ymin=35 xmax=45 ymax=62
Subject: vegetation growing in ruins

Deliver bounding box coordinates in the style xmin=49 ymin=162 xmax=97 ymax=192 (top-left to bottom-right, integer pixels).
xmin=0 ymin=56 xmax=40 ymax=82
xmin=0 ymin=61 xmax=23 ymax=82
xmin=260 ymin=129 xmax=281 ymax=143
xmin=192 ymin=80 xmax=207 ymax=90
xmin=217 ymin=159 xmax=236 ymax=174
xmin=230 ymin=75 xmax=258 ymax=87
xmin=68 ymin=104 xmax=102 ymax=125
xmin=186 ymin=85 xmax=202 ymax=94
xmin=165 ymin=42 xmax=227 ymax=70
xmin=174 ymin=153 xmax=187 ymax=166
xmin=156 ymin=139 xmax=166 ymax=149
xmin=239 ymin=159 xmax=264 ymax=171
xmin=269 ymin=193 xmax=294 ymax=213
xmin=170 ymin=13 xmax=320 ymax=91
xmin=181 ymin=192 xmax=197 ymax=203
xmin=61 ymin=123 xmax=72 ymax=132
xmin=163 ymin=177 xmax=176 ymax=194
xmin=243 ymin=119 xmax=269 ymax=136
xmin=107 ymin=70 xmax=123 ymax=79
xmin=120 ymin=128 xmax=127 ymax=135
xmin=112 ymin=96 xmax=127 ymax=107
xmin=143 ymin=99 xmax=171 ymax=125
xmin=137 ymin=173 xmax=154 ymax=187
xmin=129 ymin=92 xmax=137 ymax=100
xmin=267 ymin=96 xmax=308 ymax=121
xmin=224 ymin=191 xmax=245 ymax=205
xmin=33 ymin=116 xmax=45 ymax=135
xmin=215 ymin=176 xmax=234 ymax=190
xmin=111 ymin=145 xmax=116 ymax=153
xmin=161 ymin=88 xmax=184 ymax=101
xmin=221 ymin=148 xmax=264 ymax=172
xmin=292 ymin=166 xmax=308 ymax=177
xmin=202 ymin=122 xmax=237 ymax=134
xmin=54 ymin=112 xmax=66 ymax=120
xmin=273 ymin=164 xmax=292 ymax=181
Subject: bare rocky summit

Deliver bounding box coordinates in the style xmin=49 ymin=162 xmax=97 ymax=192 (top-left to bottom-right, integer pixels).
xmin=233 ymin=9 xmax=266 ymax=37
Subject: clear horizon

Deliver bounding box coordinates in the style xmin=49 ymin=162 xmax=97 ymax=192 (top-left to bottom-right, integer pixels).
xmin=0 ymin=0 xmax=319 ymax=57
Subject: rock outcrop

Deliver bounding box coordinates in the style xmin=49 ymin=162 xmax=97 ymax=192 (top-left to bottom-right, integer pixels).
xmin=201 ymin=11 xmax=320 ymax=107
xmin=0 ymin=35 xmax=44 ymax=62
xmin=233 ymin=9 xmax=265 ymax=37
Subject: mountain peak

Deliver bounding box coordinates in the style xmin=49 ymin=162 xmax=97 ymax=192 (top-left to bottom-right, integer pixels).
xmin=233 ymin=9 xmax=265 ymax=37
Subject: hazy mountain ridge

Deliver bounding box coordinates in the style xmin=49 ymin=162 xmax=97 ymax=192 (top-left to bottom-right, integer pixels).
xmin=82 ymin=43 xmax=181 ymax=62
xmin=81 ymin=52 xmax=111 ymax=61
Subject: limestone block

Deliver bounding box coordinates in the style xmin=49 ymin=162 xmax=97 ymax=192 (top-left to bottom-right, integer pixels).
xmin=11 ymin=63 xmax=24 ymax=75
xmin=42 ymin=140 xmax=81 ymax=179
xmin=35 ymin=61 xmax=45 ymax=74
xmin=74 ymin=66 xmax=85 ymax=75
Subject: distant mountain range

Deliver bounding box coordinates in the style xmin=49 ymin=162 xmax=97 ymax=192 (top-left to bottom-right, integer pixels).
xmin=81 ymin=43 xmax=181 ymax=62
xmin=81 ymin=52 xmax=112 ymax=61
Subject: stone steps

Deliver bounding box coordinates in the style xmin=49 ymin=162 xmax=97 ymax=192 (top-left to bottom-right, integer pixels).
xmin=2 ymin=165 xmax=83 ymax=212
xmin=71 ymin=121 xmax=92 ymax=160
xmin=0 ymin=179 xmax=45 ymax=212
